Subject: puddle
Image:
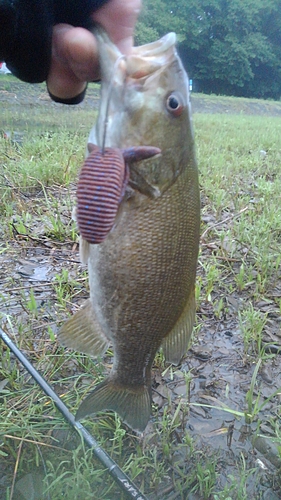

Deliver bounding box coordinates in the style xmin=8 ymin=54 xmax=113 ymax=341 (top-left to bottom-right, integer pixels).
xmin=17 ymin=260 xmax=52 ymax=281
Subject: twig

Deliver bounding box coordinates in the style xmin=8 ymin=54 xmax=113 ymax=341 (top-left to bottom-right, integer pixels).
xmin=156 ymin=483 xmax=175 ymax=497
xmin=4 ymin=434 xmax=71 ymax=452
xmin=2 ymin=276 xmax=87 ymax=293
xmin=3 ymin=282 xmax=54 ymax=292
xmin=201 ymin=206 xmax=249 ymax=240
xmin=10 ymin=439 xmax=23 ymax=500
xmin=211 ymin=255 xmax=241 ymax=262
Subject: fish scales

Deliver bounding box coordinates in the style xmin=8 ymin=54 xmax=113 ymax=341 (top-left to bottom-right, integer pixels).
xmin=88 ymin=170 xmax=199 ymax=382
xmin=59 ymin=28 xmax=200 ymax=432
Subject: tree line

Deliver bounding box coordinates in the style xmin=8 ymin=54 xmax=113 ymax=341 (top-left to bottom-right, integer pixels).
xmin=136 ymin=0 xmax=281 ymax=99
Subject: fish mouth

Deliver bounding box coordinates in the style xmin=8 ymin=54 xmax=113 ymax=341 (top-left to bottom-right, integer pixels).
xmin=126 ymin=33 xmax=177 ymax=79
xmin=131 ymin=32 xmax=177 ymax=57
xmin=95 ymin=27 xmax=177 ymax=81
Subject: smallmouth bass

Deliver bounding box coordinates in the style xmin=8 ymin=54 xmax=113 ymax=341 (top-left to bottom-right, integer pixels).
xmin=59 ymin=29 xmax=200 ymax=432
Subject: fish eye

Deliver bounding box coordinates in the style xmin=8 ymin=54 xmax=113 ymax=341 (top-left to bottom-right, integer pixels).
xmin=166 ymin=92 xmax=184 ymax=116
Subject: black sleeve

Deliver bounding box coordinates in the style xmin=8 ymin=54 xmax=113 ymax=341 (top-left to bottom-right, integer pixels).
xmin=0 ymin=0 xmax=109 ymax=83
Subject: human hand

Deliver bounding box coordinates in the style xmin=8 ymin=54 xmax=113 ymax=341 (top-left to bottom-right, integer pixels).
xmin=47 ymin=0 xmax=141 ymax=102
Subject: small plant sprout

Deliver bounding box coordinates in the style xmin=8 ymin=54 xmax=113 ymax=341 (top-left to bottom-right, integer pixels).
xmin=193 ymin=459 xmax=216 ymax=499
xmin=238 ymin=303 xmax=267 ymax=357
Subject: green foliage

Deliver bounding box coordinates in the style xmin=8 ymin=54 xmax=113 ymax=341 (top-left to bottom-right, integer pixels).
xmin=137 ymin=0 xmax=281 ymax=99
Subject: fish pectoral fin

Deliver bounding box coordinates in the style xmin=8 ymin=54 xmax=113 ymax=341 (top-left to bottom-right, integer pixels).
xmin=129 ymin=165 xmax=161 ymax=199
xmin=58 ymin=299 xmax=109 ymax=358
xmin=161 ymin=292 xmax=196 ymax=365
xmin=75 ymin=378 xmax=151 ymax=433
xmin=79 ymin=236 xmax=90 ymax=265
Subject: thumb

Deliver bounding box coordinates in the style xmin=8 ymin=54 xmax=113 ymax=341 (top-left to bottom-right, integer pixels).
xmin=47 ymin=24 xmax=99 ymax=100
xmin=92 ymin=0 xmax=142 ymax=54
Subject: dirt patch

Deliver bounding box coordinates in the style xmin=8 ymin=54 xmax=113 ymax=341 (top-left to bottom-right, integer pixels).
xmin=2 ymin=79 xmax=281 ymax=117
xmin=0 ymin=80 xmax=99 ymax=109
xmin=191 ymin=94 xmax=281 ymax=116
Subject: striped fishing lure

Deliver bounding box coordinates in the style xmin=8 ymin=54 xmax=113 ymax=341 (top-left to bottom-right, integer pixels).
xmin=77 ymin=145 xmax=128 ymax=244
xmin=77 ymin=144 xmax=161 ymax=244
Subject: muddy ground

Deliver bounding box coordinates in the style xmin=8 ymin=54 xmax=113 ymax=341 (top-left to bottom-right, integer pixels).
xmin=0 ymin=79 xmax=281 ymax=499
xmin=2 ymin=80 xmax=281 ymax=116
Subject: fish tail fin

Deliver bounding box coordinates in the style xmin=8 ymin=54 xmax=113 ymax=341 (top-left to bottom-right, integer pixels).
xmin=75 ymin=378 xmax=151 ymax=432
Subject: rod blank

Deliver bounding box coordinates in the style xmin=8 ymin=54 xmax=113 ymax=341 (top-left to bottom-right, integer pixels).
xmin=0 ymin=328 xmax=148 ymax=500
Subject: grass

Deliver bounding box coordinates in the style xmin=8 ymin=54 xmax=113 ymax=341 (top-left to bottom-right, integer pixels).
xmin=196 ymin=112 xmax=281 ymax=324
xmin=0 ymin=79 xmax=281 ymax=499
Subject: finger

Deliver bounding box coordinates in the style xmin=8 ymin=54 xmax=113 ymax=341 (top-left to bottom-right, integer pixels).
xmin=92 ymin=0 xmax=142 ymax=54
xmin=47 ymin=24 xmax=99 ymax=100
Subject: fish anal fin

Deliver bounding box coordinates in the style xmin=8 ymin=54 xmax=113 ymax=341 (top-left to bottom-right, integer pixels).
xmin=58 ymin=299 xmax=109 ymax=358
xmin=161 ymin=292 xmax=196 ymax=365
xmin=75 ymin=378 xmax=151 ymax=433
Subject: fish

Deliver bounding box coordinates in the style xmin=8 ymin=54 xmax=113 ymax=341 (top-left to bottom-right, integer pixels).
xmin=58 ymin=28 xmax=200 ymax=432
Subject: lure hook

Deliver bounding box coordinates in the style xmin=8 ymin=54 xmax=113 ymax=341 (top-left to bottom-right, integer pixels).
xmin=101 ymin=55 xmax=127 ymax=155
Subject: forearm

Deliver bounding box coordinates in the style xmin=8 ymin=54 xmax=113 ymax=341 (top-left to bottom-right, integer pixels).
xmin=0 ymin=0 xmax=108 ymax=83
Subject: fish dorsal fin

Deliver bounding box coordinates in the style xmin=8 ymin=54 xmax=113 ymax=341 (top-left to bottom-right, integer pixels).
xmin=58 ymin=299 xmax=109 ymax=357
xmin=161 ymin=292 xmax=196 ymax=365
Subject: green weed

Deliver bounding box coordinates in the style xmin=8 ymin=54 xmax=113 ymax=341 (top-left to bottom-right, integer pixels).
xmin=238 ymin=304 xmax=267 ymax=358
xmin=194 ymin=459 xmax=217 ymax=499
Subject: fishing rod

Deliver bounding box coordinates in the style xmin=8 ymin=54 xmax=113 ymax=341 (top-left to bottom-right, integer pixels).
xmin=0 ymin=328 xmax=148 ymax=500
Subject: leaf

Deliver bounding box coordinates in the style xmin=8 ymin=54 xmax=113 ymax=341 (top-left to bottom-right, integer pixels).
xmin=0 ymin=379 xmax=9 ymax=391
